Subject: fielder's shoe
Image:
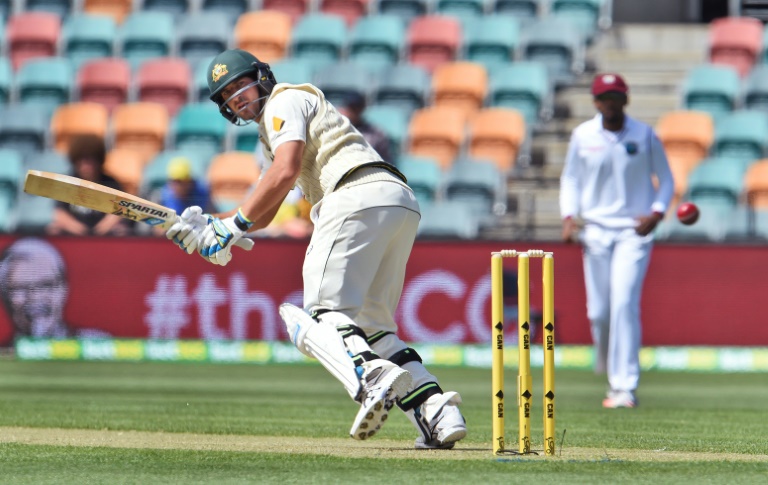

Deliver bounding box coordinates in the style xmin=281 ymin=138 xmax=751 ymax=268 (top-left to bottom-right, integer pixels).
xmin=602 ymin=390 xmax=637 ymax=408
xmin=412 ymin=392 xmax=467 ymax=449
xmin=350 ymin=360 xmax=412 ymax=441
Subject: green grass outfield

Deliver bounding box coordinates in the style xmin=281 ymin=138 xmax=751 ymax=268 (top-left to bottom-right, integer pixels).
xmin=1 ymin=359 xmax=767 ymax=484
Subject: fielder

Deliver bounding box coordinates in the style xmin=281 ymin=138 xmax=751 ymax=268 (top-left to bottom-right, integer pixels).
xmin=560 ymin=73 xmax=674 ymax=408
xmin=166 ymin=49 xmax=467 ymax=447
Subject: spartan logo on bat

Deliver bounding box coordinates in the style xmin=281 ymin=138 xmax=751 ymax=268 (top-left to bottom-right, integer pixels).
xmin=111 ymin=200 xmax=170 ymax=222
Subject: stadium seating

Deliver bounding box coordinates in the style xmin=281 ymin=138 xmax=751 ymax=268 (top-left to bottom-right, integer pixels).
xmin=348 ymin=15 xmax=405 ymax=74
xmin=686 ymin=157 xmax=746 ymax=218
xmin=194 ymin=56 xmax=215 ymax=102
xmin=493 ymin=0 xmax=539 ymax=18
xmin=443 ymin=158 xmax=505 ymax=217
xmin=142 ymin=150 xmax=210 ymax=194
xmin=0 ymin=58 xmax=11 ymax=105
xmin=235 ymin=11 xmax=293 ymax=64
xmin=656 ymin=110 xmax=714 ymax=170
xmin=396 ymin=155 xmax=442 ymax=206
xmin=363 ymin=104 xmax=409 ymax=160
xmin=0 ymin=149 xmax=23 ymax=232
xmin=407 ymin=105 xmax=467 ymax=169
xmin=464 ymin=16 xmax=520 ymax=72
xmin=520 ymin=17 xmax=585 ymax=86
xmin=104 ymin=148 xmax=147 ymax=195
xmin=550 ymin=0 xmax=603 ymax=44
xmin=24 ymin=0 xmax=72 ymax=19
xmin=207 ymin=151 xmax=261 ymax=211
xmin=435 ymin=0 xmax=486 ymax=24
xmin=231 ymin=123 xmax=260 ymax=152
xmin=201 ymin=0 xmax=248 ymax=25
xmin=176 ymin=12 xmax=231 ymax=69
xmin=467 ymin=107 xmax=526 ymax=173
xmin=50 ymin=102 xmax=109 ymax=154
xmin=313 ymin=62 xmax=373 ymax=107
xmin=406 ymin=15 xmax=462 ymax=74
xmin=290 ymin=14 xmax=348 ymax=71
xmin=681 ymin=64 xmax=741 ymax=119
xmin=172 ymin=103 xmax=229 ymax=160
xmin=372 ymin=63 xmax=431 ymax=115
xmin=319 ymin=0 xmax=369 ymax=26
xmin=15 ymin=188 xmax=56 ymax=232
xmin=708 ymin=16 xmax=762 ymax=78
xmin=6 ymin=12 xmax=61 ymax=70
xmin=0 ymin=105 xmax=49 ymax=157
xmin=375 ymin=0 xmax=429 ymax=25
xmin=488 ymin=61 xmax=551 ymax=128
xmin=111 ymin=102 xmax=170 ymax=164
xmin=118 ymin=11 xmax=175 ymax=70
xmin=61 ymin=14 xmax=117 ymax=69
xmin=271 ymin=58 xmax=316 ymax=84
xmin=0 ymin=0 xmax=10 ymax=19
xmin=15 ymin=57 xmax=73 ymax=115
xmin=83 ymin=0 xmax=132 ymax=25
xmin=744 ymin=64 xmax=768 ymax=113
xmin=262 ymin=0 xmax=310 ymax=25
xmin=141 ymin=0 xmax=192 ymax=17
xmin=417 ymin=200 xmax=479 ymax=239
xmin=76 ymin=58 xmax=131 ymax=114
xmin=431 ymin=61 xmax=488 ymax=118
xmin=136 ymin=57 xmax=192 ymax=117
xmin=712 ymin=110 xmax=768 ymax=164
xmin=744 ymin=160 xmax=768 ymax=209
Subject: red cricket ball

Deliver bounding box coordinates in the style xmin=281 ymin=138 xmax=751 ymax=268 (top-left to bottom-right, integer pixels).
xmin=677 ymin=202 xmax=700 ymax=225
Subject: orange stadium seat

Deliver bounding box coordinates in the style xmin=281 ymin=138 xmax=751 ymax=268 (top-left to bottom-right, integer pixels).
xmin=709 ymin=16 xmax=762 ymax=78
xmin=235 ymin=11 xmax=293 ymax=63
xmin=656 ymin=110 xmax=714 ymax=174
xmin=432 ymin=61 xmax=488 ymax=118
xmin=207 ymin=151 xmax=261 ymax=210
xmin=407 ymin=15 xmax=462 ymax=74
xmin=136 ymin=57 xmax=191 ymax=117
xmin=50 ymin=102 xmax=110 ymax=154
xmin=6 ymin=12 xmax=61 ymax=70
xmin=745 ymin=160 xmax=768 ymax=209
xmin=467 ymin=107 xmax=526 ymax=173
xmin=320 ymin=0 xmax=369 ymax=27
xmin=83 ymin=0 xmax=133 ymax=24
xmin=77 ymin=58 xmax=131 ymax=114
xmin=104 ymin=148 xmax=147 ymax=195
xmin=407 ymin=106 xmax=467 ymax=170
xmin=111 ymin=102 xmax=170 ymax=164
xmin=262 ymin=0 xmax=310 ymax=25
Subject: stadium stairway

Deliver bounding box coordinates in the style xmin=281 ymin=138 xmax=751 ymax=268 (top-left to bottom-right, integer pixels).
xmin=483 ymin=23 xmax=708 ymax=241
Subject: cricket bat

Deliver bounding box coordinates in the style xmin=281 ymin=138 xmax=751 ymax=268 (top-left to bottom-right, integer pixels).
xmin=23 ymin=170 xmax=254 ymax=251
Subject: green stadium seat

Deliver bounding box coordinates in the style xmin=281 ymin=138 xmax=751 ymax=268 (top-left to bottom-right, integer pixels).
xmin=436 ymin=0 xmax=486 ymax=24
xmin=682 ymin=64 xmax=740 ymax=120
xmin=172 ymin=103 xmax=229 ymax=160
xmin=744 ymin=65 xmax=768 ymax=113
xmin=417 ymin=200 xmax=480 ymax=239
xmin=0 ymin=105 xmax=49 ymax=158
xmin=142 ymin=0 xmax=192 ymax=16
xmin=313 ymin=62 xmax=373 ymax=107
xmin=372 ymin=64 xmax=431 ymax=116
xmin=290 ymin=14 xmax=348 ymax=72
xmin=201 ymin=0 xmax=248 ymax=25
xmin=16 ymin=57 xmax=73 ymax=115
xmin=686 ymin=157 xmax=747 ymax=214
xmin=0 ymin=58 xmax=10 ymax=106
xmin=348 ymin=15 xmax=405 ymax=74
xmin=465 ymin=16 xmax=520 ymax=72
xmin=489 ymin=61 xmax=550 ymax=128
xmin=520 ymin=17 xmax=585 ymax=86
xmin=363 ymin=104 xmax=410 ymax=160
xmin=550 ymin=0 xmax=603 ymax=43
xmin=0 ymin=149 xmax=23 ymax=232
xmin=443 ymin=158 xmax=505 ymax=216
xmin=397 ymin=155 xmax=442 ymax=206
xmin=713 ymin=110 xmax=768 ymax=163
xmin=230 ymin=123 xmax=260 ymax=153
xmin=177 ymin=12 xmax=231 ymax=70
xmin=119 ymin=11 xmax=175 ymax=70
xmin=375 ymin=0 xmax=429 ymax=25
xmin=271 ymin=58 xmax=316 ymax=85
xmin=493 ymin=0 xmax=539 ymax=18
xmin=62 ymin=14 xmax=117 ymax=70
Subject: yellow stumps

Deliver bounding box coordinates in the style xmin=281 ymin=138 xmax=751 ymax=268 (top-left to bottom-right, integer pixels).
xmin=542 ymin=254 xmax=556 ymax=456
xmin=491 ymin=253 xmax=505 ymax=454
xmin=517 ymin=254 xmax=532 ymax=454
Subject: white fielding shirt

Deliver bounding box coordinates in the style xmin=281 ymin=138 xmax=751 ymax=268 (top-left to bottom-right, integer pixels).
xmin=560 ymin=114 xmax=674 ymax=229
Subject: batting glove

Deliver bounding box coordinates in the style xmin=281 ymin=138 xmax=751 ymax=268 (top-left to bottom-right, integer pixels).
xmin=198 ymin=209 xmax=254 ymax=266
xmin=166 ymin=206 xmax=211 ymax=254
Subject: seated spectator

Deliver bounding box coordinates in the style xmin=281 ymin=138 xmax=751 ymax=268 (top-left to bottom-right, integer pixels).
xmin=148 ymin=156 xmax=215 ymax=236
xmin=47 ymin=135 xmax=131 ymax=236
xmin=337 ymin=92 xmax=393 ymax=164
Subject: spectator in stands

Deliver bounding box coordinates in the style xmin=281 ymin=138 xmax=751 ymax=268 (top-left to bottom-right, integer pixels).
xmin=0 ymin=238 xmax=108 ymax=345
xmin=337 ymin=92 xmax=393 ymax=164
xmin=46 ymin=135 xmax=130 ymax=236
xmin=560 ymin=73 xmax=674 ymax=409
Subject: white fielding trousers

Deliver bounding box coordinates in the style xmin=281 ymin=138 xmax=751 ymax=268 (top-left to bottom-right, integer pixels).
xmin=581 ymin=225 xmax=653 ymax=392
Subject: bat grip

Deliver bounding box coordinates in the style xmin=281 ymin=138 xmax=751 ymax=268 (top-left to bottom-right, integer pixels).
xmin=234 ymin=238 xmax=255 ymax=251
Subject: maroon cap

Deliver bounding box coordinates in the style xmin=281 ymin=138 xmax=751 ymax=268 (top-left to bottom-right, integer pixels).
xmin=591 ymin=73 xmax=628 ymax=96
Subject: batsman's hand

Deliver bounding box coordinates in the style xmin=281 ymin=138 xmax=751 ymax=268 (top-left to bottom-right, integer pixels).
xmin=166 ymin=206 xmax=211 ymax=254
xmin=198 ymin=209 xmax=254 ymax=266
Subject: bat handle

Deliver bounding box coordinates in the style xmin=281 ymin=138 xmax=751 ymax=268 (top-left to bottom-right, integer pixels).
xmin=234 ymin=238 xmax=255 ymax=251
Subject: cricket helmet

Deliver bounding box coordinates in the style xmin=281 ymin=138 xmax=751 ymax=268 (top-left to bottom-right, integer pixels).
xmin=207 ymin=49 xmax=277 ymax=125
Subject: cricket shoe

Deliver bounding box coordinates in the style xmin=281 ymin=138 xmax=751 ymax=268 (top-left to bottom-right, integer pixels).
xmin=603 ymin=390 xmax=637 ymax=408
xmin=350 ymin=360 xmax=412 ymax=441
xmin=412 ymin=392 xmax=467 ymax=449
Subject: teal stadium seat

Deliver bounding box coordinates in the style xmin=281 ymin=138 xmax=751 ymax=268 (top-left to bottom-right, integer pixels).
xmin=24 ymin=0 xmax=73 ymax=18
xmin=550 ymin=0 xmax=602 ymax=44
xmin=465 ymin=16 xmax=520 ymax=72
xmin=489 ymin=61 xmax=550 ymax=128
xmin=290 ymin=14 xmax=348 ymax=72
xmin=142 ymin=0 xmax=192 ymax=16
xmin=397 ymin=155 xmax=442 ymax=206
xmin=26 ymin=149 xmax=71 ymax=174
xmin=61 ymin=14 xmax=116 ymax=69
xmin=0 ymin=105 xmax=49 ymax=157
xmin=363 ymin=104 xmax=409 ymax=160
xmin=682 ymin=64 xmax=740 ymax=120
xmin=442 ymin=158 xmax=505 ymax=216
xmin=0 ymin=149 xmax=23 ymax=232
xmin=659 ymin=201 xmax=736 ymax=242
xmin=0 ymin=0 xmax=10 ymax=20
xmin=16 ymin=150 xmax=69 ymax=232
xmin=201 ymin=0 xmax=248 ymax=25
xmin=173 ymin=103 xmax=229 ymax=160
xmin=194 ymin=56 xmax=215 ymax=102
xmin=712 ymin=110 xmax=768 ymax=164
xmin=0 ymin=58 xmax=10 ymax=106
xmin=271 ymin=58 xmax=316 ymax=85
xmin=493 ymin=0 xmax=539 ymax=18
xmin=372 ymin=64 xmax=431 ymax=116
xmin=119 ymin=12 xmax=175 ymax=70
xmin=142 ymin=150 xmax=210 ymax=194
xmin=348 ymin=15 xmax=405 ymax=74
xmin=16 ymin=57 xmax=73 ymax=116
xmin=177 ymin=12 xmax=231 ymax=69
xmin=417 ymin=200 xmax=480 ymax=239
xmin=375 ymin=0 xmax=429 ymax=25
xmin=436 ymin=0 xmax=487 ymax=24
xmin=520 ymin=17 xmax=585 ymax=86
xmin=231 ymin=123 xmax=260 ymax=152
xmin=686 ymin=157 xmax=746 ymax=219
xmin=313 ymin=62 xmax=373 ymax=107
xmin=744 ymin=65 xmax=768 ymax=113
